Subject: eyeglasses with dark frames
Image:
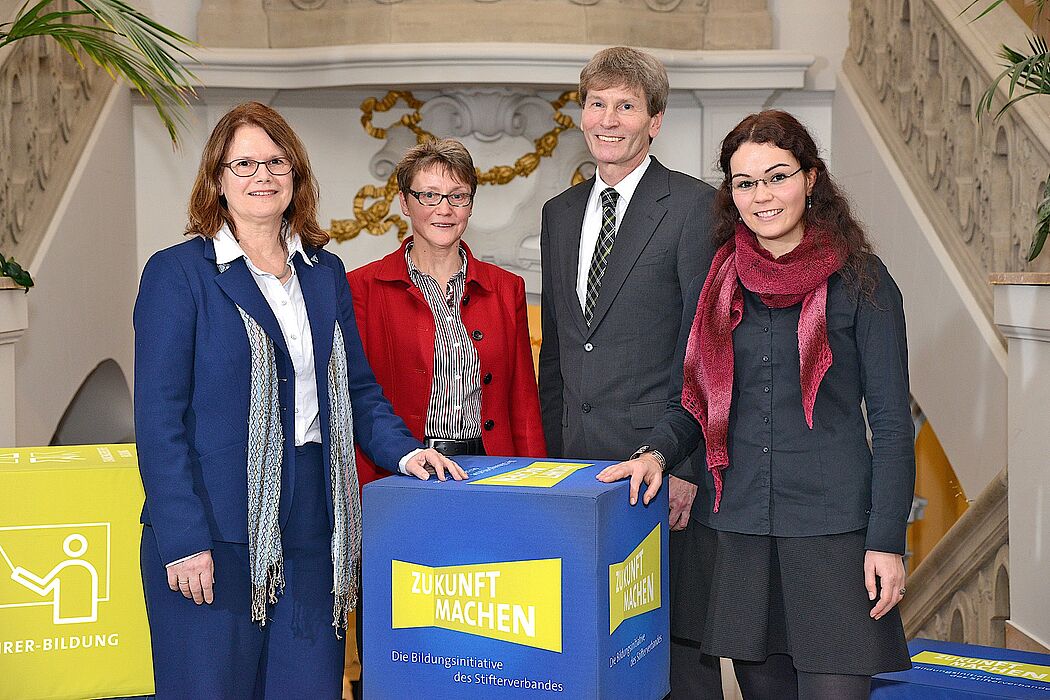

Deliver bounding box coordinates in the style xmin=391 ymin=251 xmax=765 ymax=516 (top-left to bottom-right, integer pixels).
xmin=731 ymin=166 xmax=804 ymax=194
xmin=406 ymin=189 xmax=473 ymax=208
xmin=222 ymin=158 xmax=293 ymax=178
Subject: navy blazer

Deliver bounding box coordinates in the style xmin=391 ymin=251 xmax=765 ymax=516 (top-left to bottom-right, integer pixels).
xmin=134 ymin=236 xmax=421 ymax=566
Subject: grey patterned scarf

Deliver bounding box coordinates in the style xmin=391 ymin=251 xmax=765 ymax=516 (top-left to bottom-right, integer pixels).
xmin=227 ymin=269 xmax=361 ymax=636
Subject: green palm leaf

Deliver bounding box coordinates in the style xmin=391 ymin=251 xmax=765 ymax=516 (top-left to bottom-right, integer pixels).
xmin=0 ymin=0 xmax=199 ymax=146
xmin=961 ymin=0 xmax=1048 ymax=22
xmin=977 ymin=36 xmax=1050 ymax=119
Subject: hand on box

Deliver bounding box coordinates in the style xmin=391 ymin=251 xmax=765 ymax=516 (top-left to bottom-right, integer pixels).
xmin=404 ymin=448 xmax=468 ymax=482
xmin=596 ymin=455 xmax=663 ymax=507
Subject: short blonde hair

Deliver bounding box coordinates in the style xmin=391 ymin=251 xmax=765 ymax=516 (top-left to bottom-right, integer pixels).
xmin=395 ymin=138 xmax=478 ymax=195
xmin=579 ymin=46 xmax=669 ymax=117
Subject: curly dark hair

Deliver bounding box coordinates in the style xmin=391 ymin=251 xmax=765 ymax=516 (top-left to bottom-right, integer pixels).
xmin=713 ymin=110 xmax=877 ymax=299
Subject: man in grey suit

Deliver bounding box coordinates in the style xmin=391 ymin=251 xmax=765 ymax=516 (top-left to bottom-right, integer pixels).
xmin=538 ymin=47 xmax=722 ymax=698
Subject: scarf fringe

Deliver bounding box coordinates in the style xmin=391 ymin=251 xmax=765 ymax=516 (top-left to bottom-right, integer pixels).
xmin=232 ymin=276 xmax=361 ymax=637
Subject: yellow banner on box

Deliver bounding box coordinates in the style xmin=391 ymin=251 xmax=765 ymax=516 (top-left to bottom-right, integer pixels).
xmin=912 ymin=650 xmax=1050 ymax=682
xmin=0 ymin=444 xmax=153 ymax=700
xmin=470 ymin=461 xmax=593 ymax=488
xmin=391 ymin=558 xmax=562 ymax=652
xmin=609 ymin=524 xmax=661 ymax=634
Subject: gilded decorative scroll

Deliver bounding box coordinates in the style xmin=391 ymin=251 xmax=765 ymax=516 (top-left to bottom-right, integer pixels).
xmin=329 ymin=90 xmax=581 ymax=242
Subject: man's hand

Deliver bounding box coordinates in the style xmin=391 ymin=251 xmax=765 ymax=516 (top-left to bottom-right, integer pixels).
xmin=596 ymin=454 xmax=664 ymax=506
xmin=404 ymin=448 xmax=468 ymax=481
xmin=167 ymin=551 xmax=215 ymax=605
xmin=668 ymin=475 xmax=697 ymax=531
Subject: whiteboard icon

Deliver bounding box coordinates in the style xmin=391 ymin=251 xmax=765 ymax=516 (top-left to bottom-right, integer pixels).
xmin=0 ymin=523 xmax=110 ymax=624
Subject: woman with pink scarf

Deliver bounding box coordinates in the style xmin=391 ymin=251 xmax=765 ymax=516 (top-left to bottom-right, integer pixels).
xmin=600 ymin=110 xmax=914 ymax=699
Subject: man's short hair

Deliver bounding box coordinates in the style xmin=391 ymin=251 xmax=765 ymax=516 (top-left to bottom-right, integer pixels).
xmin=578 ymin=46 xmax=669 ymax=117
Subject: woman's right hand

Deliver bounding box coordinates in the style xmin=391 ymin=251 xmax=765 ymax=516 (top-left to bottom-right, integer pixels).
xmin=167 ymin=550 xmax=215 ymax=605
xmin=596 ymin=455 xmax=664 ymax=506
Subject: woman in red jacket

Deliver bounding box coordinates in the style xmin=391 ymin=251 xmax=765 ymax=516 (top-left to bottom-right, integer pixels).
xmin=347 ymin=138 xmax=546 ymax=489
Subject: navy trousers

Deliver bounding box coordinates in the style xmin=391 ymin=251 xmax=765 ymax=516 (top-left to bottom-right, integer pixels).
xmin=141 ymin=444 xmax=344 ymax=699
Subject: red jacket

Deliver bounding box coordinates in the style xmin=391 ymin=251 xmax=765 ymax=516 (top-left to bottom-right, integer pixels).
xmin=347 ymin=237 xmax=546 ymax=486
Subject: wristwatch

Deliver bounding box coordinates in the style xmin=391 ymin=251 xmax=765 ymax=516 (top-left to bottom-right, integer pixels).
xmin=630 ymin=445 xmax=667 ymax=470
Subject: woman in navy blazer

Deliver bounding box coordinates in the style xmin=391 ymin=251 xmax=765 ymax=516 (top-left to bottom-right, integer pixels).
xmin=134 ymin=102 xmax=464 ymax=699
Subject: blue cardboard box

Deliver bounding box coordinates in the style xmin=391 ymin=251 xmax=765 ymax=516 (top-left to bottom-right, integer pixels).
xmin=872 ymin=638 xmax=1050 ymax=698
xmin=362 ymin=456 xmax=670 ymax=699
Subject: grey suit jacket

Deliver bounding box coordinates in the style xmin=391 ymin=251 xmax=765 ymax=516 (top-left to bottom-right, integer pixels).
xmin=538 ymin=157 xmax=716 ymax=476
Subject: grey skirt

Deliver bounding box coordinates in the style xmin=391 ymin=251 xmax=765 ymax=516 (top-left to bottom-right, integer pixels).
xmin=670 ymin=520 xmax=911 ymax=676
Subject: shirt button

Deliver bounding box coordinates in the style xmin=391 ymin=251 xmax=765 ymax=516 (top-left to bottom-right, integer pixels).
xmin=584 ymin=342 xmax=594 ymax=352
xmin=762 ymin=355 xmax=769 ymax=363
xmin=472 ymin=330 xmax=484 ymax=340
xmin=453 ymin=342 xmax=461 ymax=348
xmin=282 ymin=300 xmax=288 ymax=306
xmin=290 ymin=334 xmax=298 ymax=340
xmin=763 ymin=416 xmax=769 ymax=424
xmin=762 ymin=447 xmax=769 ymax=453
xmin=484 ymin=419 xmax=495 ymax=430
xmin=763 ymin=326 xmax=769 ymax=333
xmin=454 ymin=405 xmax=461 ymax=412
xmin=582 ymin=402 xmax=592 ymax=413
xmin=763 ymin=386 xmax=770 ymax=393
xmin=446 ymin=315 xmax=453 ymax=322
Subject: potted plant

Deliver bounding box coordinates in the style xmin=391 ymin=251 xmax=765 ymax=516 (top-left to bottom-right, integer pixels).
xmin=0 ymin=0 xmax=198 ymax=291
xmin=968 ymin=0 xmax=1050 ymax=258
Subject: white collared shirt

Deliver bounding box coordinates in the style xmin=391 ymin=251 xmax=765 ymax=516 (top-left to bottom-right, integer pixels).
xmin=213 ymin=224 xmax=321 ymax=446
xmin=576 ymin=155 xmax=653 ymax=310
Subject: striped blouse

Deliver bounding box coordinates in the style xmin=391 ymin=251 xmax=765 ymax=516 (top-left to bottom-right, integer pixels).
xmin=405 ymin=243 xmax=482 ymax=440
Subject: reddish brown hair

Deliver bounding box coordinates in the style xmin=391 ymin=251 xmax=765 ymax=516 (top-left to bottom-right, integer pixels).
xmin=714 ymin=109 xmax=877 ymax=298
xmin=186 ymin=101 xmax=328 ymax=247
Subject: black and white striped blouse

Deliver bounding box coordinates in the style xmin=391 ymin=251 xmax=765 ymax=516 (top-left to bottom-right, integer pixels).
xmin=405 ymin=243 xmax=482 ymax=441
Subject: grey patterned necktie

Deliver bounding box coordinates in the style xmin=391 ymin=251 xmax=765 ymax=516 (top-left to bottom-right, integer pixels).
xmin=584 ymin=187 xmax=620 ymax=325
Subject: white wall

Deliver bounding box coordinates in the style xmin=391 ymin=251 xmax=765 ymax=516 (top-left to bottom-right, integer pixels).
xmin=832 ymin=70 xmax=1008 ymax=500
xmin=16 ymin=86 xmax=139 ymax=446
xmin=769 ymin=0 xmax=849 ymax=91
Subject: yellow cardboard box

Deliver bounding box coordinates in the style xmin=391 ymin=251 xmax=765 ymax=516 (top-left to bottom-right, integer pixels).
xmin=0 ymin=444 xmax=153 ymax=700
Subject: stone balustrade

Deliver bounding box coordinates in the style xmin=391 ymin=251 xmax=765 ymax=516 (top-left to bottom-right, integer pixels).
xmin=900 ymin=468 xmax=1010 ymax=646
xmin=845 ymin=0 xmax=1050 ymax=321
xmin=0 ymin=12 xmax=109 ymax=266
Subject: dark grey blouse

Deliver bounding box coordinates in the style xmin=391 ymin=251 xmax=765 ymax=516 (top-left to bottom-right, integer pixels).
xmin=650 ymin=255 xmax=915 ymax=554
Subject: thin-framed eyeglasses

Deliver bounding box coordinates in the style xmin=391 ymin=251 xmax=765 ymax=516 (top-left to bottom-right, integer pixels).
xmin=730 ymin=166 xmax=804 ymax=194
xmin=406 ymin=189 xmax=473 ymax=208
xmin=222 ymin=158 xmax=293 ymax=178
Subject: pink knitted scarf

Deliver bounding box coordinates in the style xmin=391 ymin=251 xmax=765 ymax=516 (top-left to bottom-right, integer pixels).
xmin=681 ymin=224 xmax=842 ymax=511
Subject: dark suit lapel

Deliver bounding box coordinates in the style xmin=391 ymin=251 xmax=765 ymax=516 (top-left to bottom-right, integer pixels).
xmin=586 ymin=160 xmax=670 ymax=334
xmin=295 ymin=251 xmax=336 ymax=378
xmin=213 ymin=256 xmax=290 ymax=359
xmin=558 ymin=182 xmax=591 ymax=337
